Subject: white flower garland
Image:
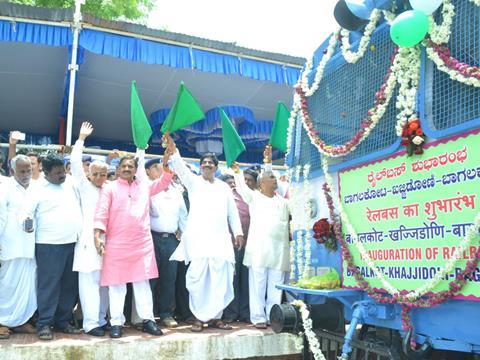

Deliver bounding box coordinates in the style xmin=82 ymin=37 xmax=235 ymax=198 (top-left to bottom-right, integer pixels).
xmin=302 ymin=164 xmax=312 ymax=279
xmin=297 ymin=230 xmax=305 ymax=278
xmin=300 ymin=29 xmax=340 ymax=97
xmin=394 ymin=46 xmax=421 ymax=136
xmin=428 ymin=0 xmax=455 ymax=45
xmin=321 ymin=156 xmax=480 ymax=299
xmin=285 ymin=94 xmax=301 ymax=163
xmin=469 ymin=0 xmax=480 ymax=5
xmin=424 ymin=45 xmax=480 ymax=87
xmin=290 ymin=239 xmax=297 ymax=279
xmin=292 ymin=300 xmax=326 ymax=360
xmin=341 ymin=9 xmax=381 ymax=64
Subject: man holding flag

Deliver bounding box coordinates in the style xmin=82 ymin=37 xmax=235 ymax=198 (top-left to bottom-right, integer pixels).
xmin=165 ymin=134 xmax=244 ymax=332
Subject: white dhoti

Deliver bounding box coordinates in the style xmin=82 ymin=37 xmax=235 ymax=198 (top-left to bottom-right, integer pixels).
xmin=109 ymin=280 xmax=154 ymax=326
xmin=0 ymin=258 xmax=37 ymax=327
xmin=248 ymin=266 xmax=285 ymax=325
xmin=78 ymin=270 xmax=109 ymax=332
xmin=186 ymin=258 xmax=234 ymax=322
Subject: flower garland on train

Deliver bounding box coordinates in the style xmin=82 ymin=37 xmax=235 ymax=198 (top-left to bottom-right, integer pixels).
xmin=282 ymin=0 xmax=480 ymax=352
xmin=288 ymin=165 xmax=314 ymax=279
xmin=296 ymin=47 xmax=398 ymax=157
xmin=341 ymin=9 xmax=381 ymax=64
xmin=292 ymin=300 xmax=326 ymax=360
xmin=321 ymin=160 xmax=480 ymax=348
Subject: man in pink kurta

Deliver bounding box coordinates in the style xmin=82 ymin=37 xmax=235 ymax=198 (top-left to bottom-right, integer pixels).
xmin=94 ymin=155 xmax=172 ymax=338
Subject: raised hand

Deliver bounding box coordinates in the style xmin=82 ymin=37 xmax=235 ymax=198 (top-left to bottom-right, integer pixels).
xmin=164 ymin=133 xmax=177 ymax=156
xmin=231 ymin=161 xmax=240 ymax=174
xmin=79 ymin=122 xmax=94 ymax=141
xmin=263 ymin=144 xmax=272 ymax=164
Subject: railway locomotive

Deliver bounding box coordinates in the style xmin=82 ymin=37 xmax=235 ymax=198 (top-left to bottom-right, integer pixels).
xmin=270 ymin=1 xmax=480 ymax=359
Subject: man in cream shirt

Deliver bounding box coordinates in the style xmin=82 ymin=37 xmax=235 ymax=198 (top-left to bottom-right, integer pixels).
xmin=231 ymin=155 xmax=290 ymax=329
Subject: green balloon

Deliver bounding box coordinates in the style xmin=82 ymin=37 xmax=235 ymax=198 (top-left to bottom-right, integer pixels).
xmin=390 ymin=10 xmax=429 ymax=47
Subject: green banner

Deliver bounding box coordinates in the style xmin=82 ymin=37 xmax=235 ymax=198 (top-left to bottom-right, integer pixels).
xmin=339 ymin=130 xmax=480 ymax=298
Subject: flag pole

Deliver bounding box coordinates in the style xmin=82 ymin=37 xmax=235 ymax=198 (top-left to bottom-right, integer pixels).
xmin=65 ymin=0 xmax=85 ymax=146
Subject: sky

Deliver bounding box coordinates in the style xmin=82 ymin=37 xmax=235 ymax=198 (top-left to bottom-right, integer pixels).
xmin=148 ymin=0 xmax=338 ymax=58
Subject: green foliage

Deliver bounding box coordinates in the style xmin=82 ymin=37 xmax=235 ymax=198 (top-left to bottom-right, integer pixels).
xmin=10 ymin=0 xmax=155 ymax=21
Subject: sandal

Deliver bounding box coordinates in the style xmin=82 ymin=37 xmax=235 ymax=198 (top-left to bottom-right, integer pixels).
xmin=209 ymin=319 xmax=232 ymax=330
xmin=37 ymin=325 xmax=53 ymax=340
xmin=254 ymin=322 xmax=267 ymax=329
xmin=0 ymin=326 xmax=10 ymax=340
xmin=60 ymin=324 xmax=82 ymax=334
xmin=190 ymin=320 xmax=204 ymax=332
xmin=12 ymin=322 xmax=36 ymax=334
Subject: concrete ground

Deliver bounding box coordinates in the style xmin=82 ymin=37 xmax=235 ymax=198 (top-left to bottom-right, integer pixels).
xmin=0 ymin=321 xmax=301 ymax=360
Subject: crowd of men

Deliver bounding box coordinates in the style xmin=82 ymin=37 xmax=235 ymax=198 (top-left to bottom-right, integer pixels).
xmin=0 ymin=122 xmax=291 ymax=340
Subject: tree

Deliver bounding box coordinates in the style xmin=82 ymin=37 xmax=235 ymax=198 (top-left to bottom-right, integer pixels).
xmin=10 ymin=0 xmax=156 ymax=22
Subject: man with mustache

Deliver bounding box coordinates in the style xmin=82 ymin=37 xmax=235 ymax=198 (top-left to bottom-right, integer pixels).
xmin=93 ymin=150 xmax=173 ymax=338
xmin=0 ymin=155 xmax=37 ymax=339
xmin=25 ymin=153 xmax=83 ymax=340
xmin=164 ymin=134 xmax=244 ymax=332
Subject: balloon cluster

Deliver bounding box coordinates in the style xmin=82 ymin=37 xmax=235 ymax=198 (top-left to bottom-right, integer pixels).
xmin=390 ymin=0 xmax=443 ymax=47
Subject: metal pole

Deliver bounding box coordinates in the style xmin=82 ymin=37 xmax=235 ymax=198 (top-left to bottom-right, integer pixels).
xmin=65 ymin=0 xmax=84 ymax=146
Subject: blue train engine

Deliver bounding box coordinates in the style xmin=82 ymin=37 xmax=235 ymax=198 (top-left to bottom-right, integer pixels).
xmin=270 ymin=1 xmax=480 ymax=359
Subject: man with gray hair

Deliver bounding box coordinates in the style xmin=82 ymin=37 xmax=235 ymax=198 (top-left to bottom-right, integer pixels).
xmin=231 ymin=154 xmax=290 ymax=329
xmin=0 ymin=155 xmax=37 ymax=339
xmin=71 ymin=122 xmax=109 ymax=337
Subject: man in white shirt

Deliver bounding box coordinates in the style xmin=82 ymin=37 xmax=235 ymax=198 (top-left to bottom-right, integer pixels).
xmin=232 ymin=161 xmax=290 ymax=329
xmin=165 ymin=135 xmax=244 ymax=332
xmin=146 ymin=158 xmax=188 ymax=328
xmin=25 ymin=153 xmax=83 ymax=340
xmin=71 ymin=122 xmax=109 ymax=337
xmin=0 ymin=155 xmax=37 ymax=339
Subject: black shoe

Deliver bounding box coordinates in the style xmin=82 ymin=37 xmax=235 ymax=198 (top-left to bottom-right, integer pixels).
xmin=142 ymin=320 xmax=162 ymax=336
xmin=109 ymin=325 xmax=122 ymax=338
xmin=87 ymin=326 xmax=105 ymax=337
xmin=102 ymin=322 xmax=111 ymax=331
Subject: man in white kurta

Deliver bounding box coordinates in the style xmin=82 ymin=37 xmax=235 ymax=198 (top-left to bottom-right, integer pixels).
xmin=0 ymin=155 xmax=37 ymax=337
xmin=71 ymin=122 xmax=109 ymax=336
xmin=232 ymin=165 xmax=290 ymax=328
xmin=165 ymin=135 xmax=244 ymax=331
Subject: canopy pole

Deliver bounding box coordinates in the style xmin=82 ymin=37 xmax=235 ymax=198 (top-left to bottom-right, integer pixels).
xmin=65 ymin=0 xmax=84 ymax=146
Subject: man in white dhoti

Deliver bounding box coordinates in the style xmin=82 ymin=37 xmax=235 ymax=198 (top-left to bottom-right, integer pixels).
xmin=165 ymin=135 xmax=244 ymax=332
xmin=71 ymin=122 xmax=109 ymax=337
xmin=232 ymin=161 xmax=290 ymax=329
xmin=0 ymin=155 xmax=37 ymax=339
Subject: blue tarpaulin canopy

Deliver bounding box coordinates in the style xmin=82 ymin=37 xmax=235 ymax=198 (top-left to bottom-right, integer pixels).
xmin=0 ymin=3 xmax=303 ymax=162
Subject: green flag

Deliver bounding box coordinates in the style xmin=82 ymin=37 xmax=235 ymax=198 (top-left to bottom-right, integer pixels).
xmin=269 ymin=102 xmax=290 ymax=152
xmin=161 ymin=82 xmax=205 ymax=134
xmin=131 ymin=80 xmax=152 ymax=149
xmin=220 ymin=108 xmax=245 ymax=167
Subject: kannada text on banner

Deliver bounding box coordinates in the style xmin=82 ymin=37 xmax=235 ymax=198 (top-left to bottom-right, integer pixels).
xmin=339 ymin=130 xmax=480 ymax=299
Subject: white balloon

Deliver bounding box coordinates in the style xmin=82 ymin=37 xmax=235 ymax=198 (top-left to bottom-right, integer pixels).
xmin=409 ymin=0 xmax=443 ymax=15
